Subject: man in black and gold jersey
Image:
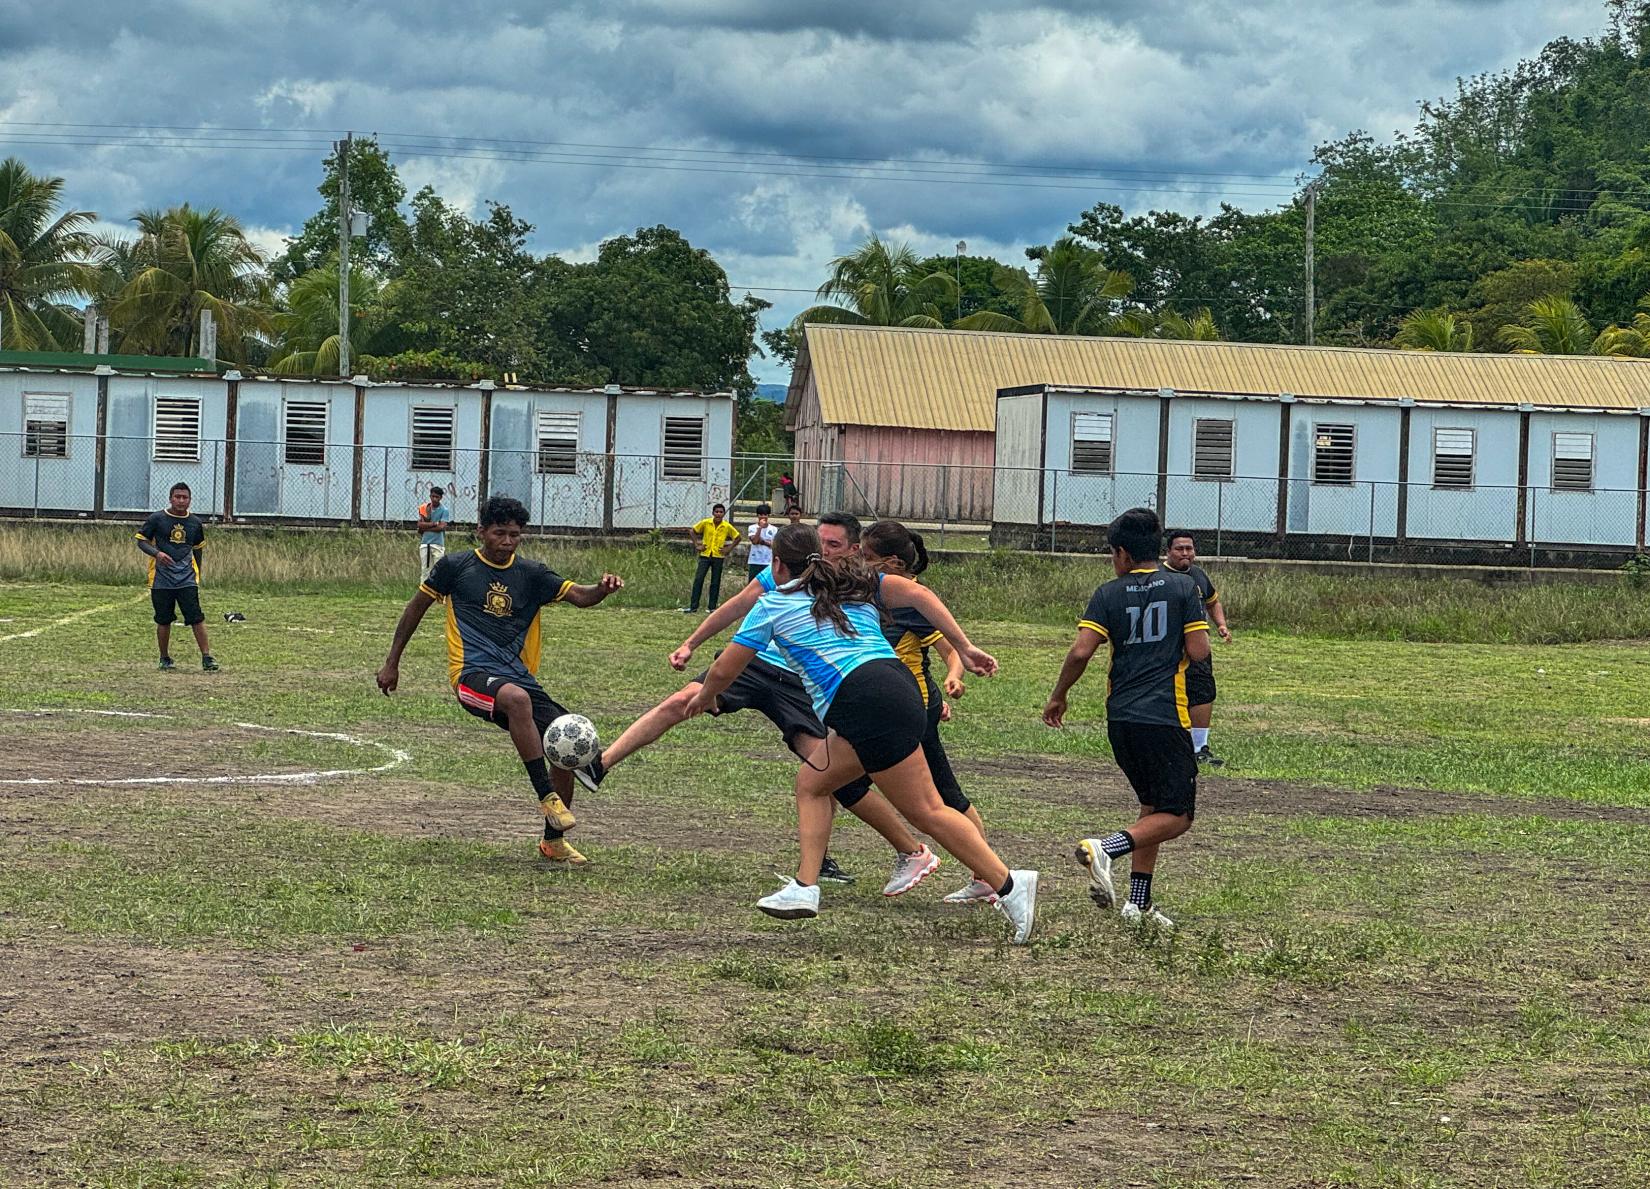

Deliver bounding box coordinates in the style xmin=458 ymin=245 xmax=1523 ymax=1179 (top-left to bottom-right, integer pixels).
xmin=376 ymin=495 xmax=624 ymax=865
xmin=1043 ymin=507 xmax=1210 ymax=930
xmin=136 ymin=481 xmax=218 ymax=672
xmin=1164 ymin=528 xmax=1232 ymax=767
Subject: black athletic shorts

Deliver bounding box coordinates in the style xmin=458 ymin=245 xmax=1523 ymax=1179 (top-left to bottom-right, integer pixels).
xmin=1107 ymin=720 xmax=1197 ymax=819
xmin=697 ymin=654 xmax=873 ymax=807
xmin=455 ymin=670 xmax=568 ymax=736
xmin=823 ymin=658 xmax=926 ymax=774
xmin=151 ymin=586 xmax=204 ymax=626
xmin=1185 ymin=656 xmax=1216 ymax=707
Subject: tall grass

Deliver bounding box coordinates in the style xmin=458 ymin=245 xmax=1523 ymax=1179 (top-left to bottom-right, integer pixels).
xmin=5 ymin=523 xmax=1648 ymax=643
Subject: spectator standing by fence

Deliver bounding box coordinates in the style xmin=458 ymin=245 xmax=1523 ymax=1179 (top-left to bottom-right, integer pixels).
xmin=746 ymin=503 xmax=778 ymax=583
xmin=779 ymin=471 xmax=801 ymax=513
xmin=417 ymin=486 xmax=452 ymax=580
xmin=683 ymin=503 xmax=740 ymax=613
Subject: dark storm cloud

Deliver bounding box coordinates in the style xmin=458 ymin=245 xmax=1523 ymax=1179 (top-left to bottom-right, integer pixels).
xmin=0 ymin=0 xmax=1608 ymax=377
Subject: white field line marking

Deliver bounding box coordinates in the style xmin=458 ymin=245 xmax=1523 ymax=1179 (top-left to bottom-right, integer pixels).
xmin=0 ymin=596 xmax=143 ymax=643
xmin=0 ymin=708 xmax=410 ymax=786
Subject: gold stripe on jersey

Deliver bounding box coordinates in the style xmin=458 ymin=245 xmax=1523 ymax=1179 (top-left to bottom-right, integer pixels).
xmin=516 ymin=581 xmax=571 ymax=676
xmin=1078 ymin=618 xmax=1109 ymax=638
xmin=418 ymin=582 xmax=441 ymax=600
xmin=1184 ymin=620 xmax=1210 ymax=634
xmin=891 ymin=630 xmax=930 ymax=702
xmin=1173 ymin=655 xmax=1191 ymax=728
xmin=444 ymin=598 xmax=465 ymax=687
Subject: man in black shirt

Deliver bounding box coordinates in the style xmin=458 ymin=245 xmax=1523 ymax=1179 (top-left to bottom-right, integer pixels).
xmin=1164 ymin=529 xmax=1232 ymax=767
xmin=1043 ymin=507 xmax=1210 ymax=930
xmin=377 ymin=495 xmax=624 ymax=866
xmin=135 ymin=482 xmax=218 ymax=672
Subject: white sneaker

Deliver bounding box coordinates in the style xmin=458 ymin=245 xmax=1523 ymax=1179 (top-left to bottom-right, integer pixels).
xmin=756 ymin=878 xmax=820 ymax=920
xmin=1120 ymin=901 xmax=1175 ymax=930
xmin=882 ymin=844 xmax=939 ymax=897
xmin=993 ymin=869 xmax=1039 ymax=945
xmin=1073 ymin=839 xmax=1116 ymax=908
xmin=941 ymin=878 xmax=995 ymax=904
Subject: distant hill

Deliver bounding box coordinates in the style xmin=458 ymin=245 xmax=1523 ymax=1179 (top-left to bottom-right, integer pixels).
xmin=755 ymin=383 xmax=787 ymax=403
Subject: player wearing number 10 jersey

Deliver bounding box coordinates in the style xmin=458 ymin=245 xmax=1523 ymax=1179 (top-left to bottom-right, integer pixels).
xmin=1042 ymin=506 xmax=1211 ymax=931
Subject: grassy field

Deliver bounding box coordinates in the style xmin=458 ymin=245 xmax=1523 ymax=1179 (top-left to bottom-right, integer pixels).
xmin=2 ymin=529 xmax=1650 ymax=1186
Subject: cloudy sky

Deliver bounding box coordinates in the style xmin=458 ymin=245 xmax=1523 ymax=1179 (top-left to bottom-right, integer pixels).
xmin=0 ymin=0 xmax=1607 ymax=381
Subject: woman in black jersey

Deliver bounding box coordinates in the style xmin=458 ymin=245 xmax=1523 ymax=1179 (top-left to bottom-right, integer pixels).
xmin=858 ymin=521 xmax=999 ymax=905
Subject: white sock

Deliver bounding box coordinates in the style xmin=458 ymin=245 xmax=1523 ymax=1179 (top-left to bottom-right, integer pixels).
xmin=1191 ymin=727 xmax=1209 ymax=751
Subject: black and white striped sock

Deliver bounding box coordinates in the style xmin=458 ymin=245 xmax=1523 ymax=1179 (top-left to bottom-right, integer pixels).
xmin=1129 ymin=872 xmax=1153 ymax=909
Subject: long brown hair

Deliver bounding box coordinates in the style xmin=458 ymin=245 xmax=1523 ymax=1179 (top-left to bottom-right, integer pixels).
xmin=861 ymin=520 xmax=929 ymax=576
xmin=771 ymin=524 xmax=879 ymax=635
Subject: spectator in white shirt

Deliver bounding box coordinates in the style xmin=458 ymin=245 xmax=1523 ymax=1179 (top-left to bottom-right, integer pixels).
xmin=745 ymin=503 xmax=778 ymax=582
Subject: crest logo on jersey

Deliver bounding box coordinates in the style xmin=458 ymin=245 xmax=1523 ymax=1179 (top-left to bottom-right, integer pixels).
xmin=169 ymin=524 xmax=187 ymax=545
xmin=483 ymin=581 xmax=513 ymax=618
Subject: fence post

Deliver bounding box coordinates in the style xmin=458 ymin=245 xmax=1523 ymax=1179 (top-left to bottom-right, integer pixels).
xmin=1528 ymin=485 xmax=1537 ymax=569
xmin=32 ymin=452 xmax=41 ymax=519
xmin=938 ymin=464 xmax=949 ymax=548
xmin=1050 ymin=469 xmax=1060 ymax=554
xmin=1367 ymin=481 xmax=1377 ymax=563
xmin=212 ymin=440 xmax=221 ymax=517
xmin=1215 ymin=481 xmax=1224 ymax=558
xmin=381 ymin=446 xmax=389 ymax=526
xmin=652 ymin=455 xmax=660 ymax=532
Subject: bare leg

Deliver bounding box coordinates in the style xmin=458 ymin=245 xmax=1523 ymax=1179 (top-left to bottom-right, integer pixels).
xmin=1189 ymin=703 xmax=1212 ymax=730
xmin=156 ymin=624 xmax=170 ymax=658
xmin=1124 ymin=804 xmax=1193 ymax=874
xmin=790 ymin=733 xmax=923 ymax=855
xmin=190 ymin=621 xmax=212 ymax=657
xmin=794 ymin=734 xmax=1009 ymax=889
xmin=602 ymin=683 xmax=699 ymax=770
xmin=794 ymin=782 xmax=836 ymax=885
xmin=963 ymin=804 xmax=987 ymax=842
xmin=495 ymin=684 xmax=546 ymax=764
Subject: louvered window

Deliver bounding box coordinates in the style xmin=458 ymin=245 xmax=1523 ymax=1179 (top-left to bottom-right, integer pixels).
xmin=1552 ymin=432 xmax=1594 ymax=492
xmin=1192 ymin=418 xmax=1234 ymax=480
xmin=662 ymin=415 xmax=706 ymax=481
xmin=23 ymin=394 xmax=69 ymax=458
xmin=410 ymin=406 xmax=456 ymax=472
xmin=536 ymin=410 xmax=580 ymax=475
xmin=1432 ymin=427 xmax=1475 ymax=489
xmin=1070 ymin=412 xmax=1114 ymax=474
xmin=154 ymin=397 xmax=202 ymax=463
xmin=1311 ymin=423 xmax=1355 ymax=485
xmin=283 ymin=400 xmax=328 ymax=466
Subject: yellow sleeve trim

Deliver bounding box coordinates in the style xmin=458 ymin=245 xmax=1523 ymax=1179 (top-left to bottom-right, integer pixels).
xmin=555 ymin=579 xmax=574 ymax=602
xmin=1078 ymin=619 xmax=1108 ymax=639
xmin=418 ymin=583 xmax=440 ymax=600
xmin=1184 ymin=621 xmax=1210 ymax=634
xmin=919 ymin=630 xmax=944 ymax=647
xmin=1205 ymin=591 xmax=1218 ymax=603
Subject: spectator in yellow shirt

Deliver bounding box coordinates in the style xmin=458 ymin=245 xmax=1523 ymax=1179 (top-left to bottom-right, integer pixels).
xmin=683 ymin=503 xmax=741 ymax=612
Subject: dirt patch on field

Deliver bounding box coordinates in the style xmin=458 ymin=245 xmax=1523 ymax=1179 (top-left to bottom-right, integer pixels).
xmin=960 ymin=752 xmax=1650 ymax=825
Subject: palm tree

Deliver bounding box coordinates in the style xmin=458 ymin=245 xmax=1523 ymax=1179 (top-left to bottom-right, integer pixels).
xmin=791 ymin=236 xmax=958 ymax=329
xmin=1395 ymin=309 xmax=1474 ymax=352
xmin=1114 ymin=305 xmax=1222 ymax=341
xmin=267 ymin=260 xmax=388 ymax=376
xmin=0 ymin=158 xmax=99 ymax=350
xmin=952 ymin=237 xmax=1131 ymax=335
xmin=109 ymin=204 xmax=272 ymax=360
xmin=1497 ymin=296 xmax=1622 ymax=356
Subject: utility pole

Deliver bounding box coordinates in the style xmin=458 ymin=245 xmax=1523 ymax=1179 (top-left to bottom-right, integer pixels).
xmin=955 ymin=240 xmax=966 ymax=321
xmin=337 ymin=131 xmax=353 ymax=379
xmin=1303 ymin=181 xmax=1317 ymax=346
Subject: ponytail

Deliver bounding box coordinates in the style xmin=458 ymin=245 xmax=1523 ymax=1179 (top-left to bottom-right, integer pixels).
xmin=771 ymin=524 xmax=879 ymax=635
xmin=862 ymin=519 xmax=928 ymax=576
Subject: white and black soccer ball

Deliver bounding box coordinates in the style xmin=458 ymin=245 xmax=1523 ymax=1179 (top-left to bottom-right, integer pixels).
xmin=543 ymin=713 xmax=600 ymax=770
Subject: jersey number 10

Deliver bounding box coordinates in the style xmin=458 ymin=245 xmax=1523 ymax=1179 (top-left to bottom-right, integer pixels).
xmin=1123 ymin=600 xmax=1169 ymax=645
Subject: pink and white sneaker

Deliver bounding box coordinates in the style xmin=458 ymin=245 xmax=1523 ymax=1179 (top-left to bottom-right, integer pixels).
xmin=882 ymin=844 xmax=940 ymax=896
xmin=941 ymin=879 xmax=996 ymax=905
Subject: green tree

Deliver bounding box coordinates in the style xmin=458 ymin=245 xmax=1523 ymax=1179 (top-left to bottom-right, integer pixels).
xmin=1497 ymin=295 xmax=1621 ymax=354
xmin=267 ymin=259 xmax=392 ymax=376
xmin=1463 ymin=259 xmax=1578 ymax=352
xmin=1394 ymin=309 xmax=1475 ymax=351
xmin=953 ymin=237 xmax=1131 ymax=335
xmin=108 ymin=205 xmax=272 ymax=360
xmin=735 ymin=391 xmax=792 ymax=455
xmin=279 ymin=137 xmax=407 ymax=281
xmin=791 ymin=236 xmax=958 ymax=329
xmin=1114 ymin=306 xmax=1223 ymax=340
xmin=916 ymin=251 xmax=1023 ymax=323
xmin=557 ymin=224 xmax=766 ymax=392
xmin=0 ymin=157 xmax=98 ymax=350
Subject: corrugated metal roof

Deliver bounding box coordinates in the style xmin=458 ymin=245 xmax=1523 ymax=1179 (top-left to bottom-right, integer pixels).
xmin=799 ymin=324 xmax=1650 ymax=431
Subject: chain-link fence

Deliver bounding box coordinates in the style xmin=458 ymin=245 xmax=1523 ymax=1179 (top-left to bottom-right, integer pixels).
xmin=5 ymin=433 xmax=1646 ymax=566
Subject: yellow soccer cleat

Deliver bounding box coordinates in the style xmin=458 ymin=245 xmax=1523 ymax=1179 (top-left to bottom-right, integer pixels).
xmin=538 ymin=838 xmax=589 ymax=866
xmin=540 ymin=795 xmax=576 ymax=833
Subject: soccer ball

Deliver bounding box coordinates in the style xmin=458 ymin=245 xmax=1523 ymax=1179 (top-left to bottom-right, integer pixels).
xmin=543 ymin=713 xmax=600 ymax=770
